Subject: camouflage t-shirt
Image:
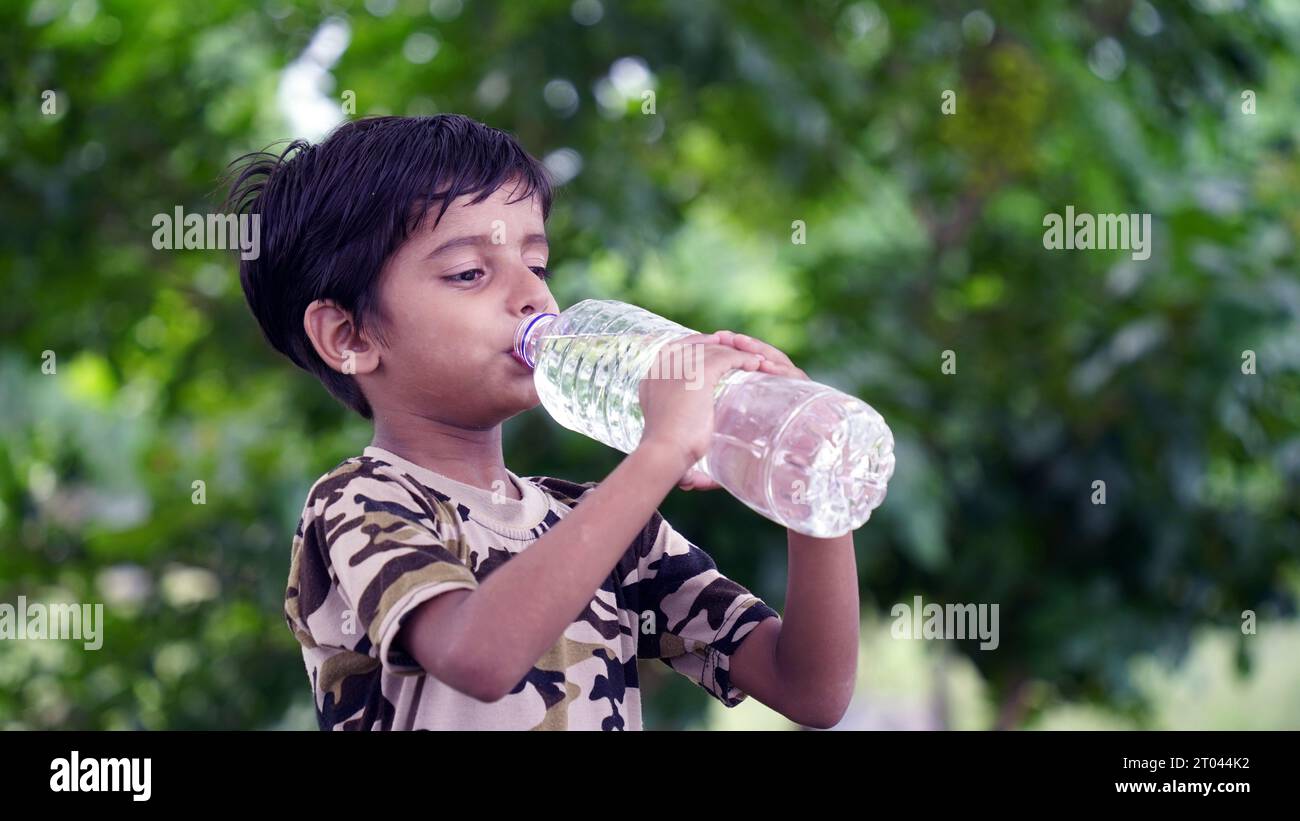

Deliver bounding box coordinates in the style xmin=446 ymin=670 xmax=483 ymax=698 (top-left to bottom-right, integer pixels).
xmin=284 ymin=445 xmax=780 ymax=730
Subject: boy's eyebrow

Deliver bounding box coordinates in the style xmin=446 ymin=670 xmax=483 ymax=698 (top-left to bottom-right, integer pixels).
xmin=424 ymin=232 xmax=549 ymax=260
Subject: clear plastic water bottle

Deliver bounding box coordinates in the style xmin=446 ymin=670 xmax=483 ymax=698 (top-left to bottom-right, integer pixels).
xmin=513 ymin=299 xmax=895 ymax=537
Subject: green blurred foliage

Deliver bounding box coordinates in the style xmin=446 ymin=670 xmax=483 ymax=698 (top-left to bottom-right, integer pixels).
xmin=1 ymin=0 xmax=1297 ymax=729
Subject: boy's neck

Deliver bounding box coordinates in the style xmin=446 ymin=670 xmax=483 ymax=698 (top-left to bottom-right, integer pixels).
xmin=369 ymin=410 xmax=521 ymax=500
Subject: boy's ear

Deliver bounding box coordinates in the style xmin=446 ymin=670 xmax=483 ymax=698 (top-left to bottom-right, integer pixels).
xmin=303 ymin=299 xmax=381 ymax=376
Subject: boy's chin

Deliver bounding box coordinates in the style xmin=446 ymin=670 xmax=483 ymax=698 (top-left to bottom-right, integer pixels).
xmin=503 ymin=379 xmax=542 ymax=412
xmin=496 ymin=397 xmax=541 ymax=427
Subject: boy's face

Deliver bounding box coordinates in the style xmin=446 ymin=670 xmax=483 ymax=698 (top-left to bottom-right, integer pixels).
xmin=366 ymin=179 xmax=559 ymax=427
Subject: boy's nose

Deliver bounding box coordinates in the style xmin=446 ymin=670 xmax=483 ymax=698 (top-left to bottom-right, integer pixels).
xmin=512 ymin=271 xmax=554 ymax=317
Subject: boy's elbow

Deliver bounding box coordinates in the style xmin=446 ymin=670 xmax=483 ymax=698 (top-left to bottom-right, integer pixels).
xmin=797 ymin=703 xmax=849 ymax=730
xmin=787 ymin=686 xmax=854 ymax=730
xmin=440 ymin=643 xmax=511 ymax=703
xmin=457 ymin=667 xmax=510 ymax=704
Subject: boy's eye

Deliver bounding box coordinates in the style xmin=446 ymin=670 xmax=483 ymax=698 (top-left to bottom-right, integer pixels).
xmin=443 ymin=267 xmax=551 ymax=284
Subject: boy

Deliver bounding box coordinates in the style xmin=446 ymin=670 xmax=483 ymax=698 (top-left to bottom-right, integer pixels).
xmin=224 ymin=114 xmax=860 ymax=730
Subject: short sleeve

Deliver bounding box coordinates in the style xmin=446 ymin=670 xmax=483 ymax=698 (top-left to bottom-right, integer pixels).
xmin=626 ymin=515 xmax=780 ymax=707
xmin=307 ymin=460 xmax=480 ymax=676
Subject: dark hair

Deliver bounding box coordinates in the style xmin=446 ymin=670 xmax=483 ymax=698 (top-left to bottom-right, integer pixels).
xmin=221 ymin=114 xmax=554 ymax=419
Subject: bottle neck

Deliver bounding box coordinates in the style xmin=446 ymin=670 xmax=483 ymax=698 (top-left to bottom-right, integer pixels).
xmin=513 ymin=312 xmax=558 ymax=369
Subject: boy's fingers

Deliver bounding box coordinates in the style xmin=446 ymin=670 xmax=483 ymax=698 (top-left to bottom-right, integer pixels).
xmin=678 ymin=332 xmax=720 ymax=346
xmin=713 ymin=331 xmax=806 ymax=378
xmin=711 ymin=346 xmax=764 ymax=371
xmin=731 ymin=333 xmax=797 ymax=369
xmin=757 ymin=357 xmax=809 ymax=380
xmin=678 ymin=468 xmax=721 ymax=491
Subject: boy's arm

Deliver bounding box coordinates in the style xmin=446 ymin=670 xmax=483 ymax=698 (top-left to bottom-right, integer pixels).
xmin=682 ymin=328 xmax=859 ymax=728
xmin=727 ymin=530 xmax=860 ymax=729
xmin=399 ymin=437 xmax=692 ymax=702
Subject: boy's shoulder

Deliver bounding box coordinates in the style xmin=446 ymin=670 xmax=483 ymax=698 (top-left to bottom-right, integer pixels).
xmin=300 ymin=451 xmax=604 ymax=514
xmin=300 ymin=452 xmax=423 ymax=512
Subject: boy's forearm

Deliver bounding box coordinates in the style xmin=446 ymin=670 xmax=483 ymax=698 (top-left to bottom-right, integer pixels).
xmin=772 ymin=530 xmax=860 ymax=723
xmin=448 ymin=439 xmax=689 ymax=697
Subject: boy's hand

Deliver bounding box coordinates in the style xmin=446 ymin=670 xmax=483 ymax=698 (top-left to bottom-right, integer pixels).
xmin=638 ymin=332 xmax=766 ymax=488
xmin=714 ymin=330 xmax=809 ymax=382
xmin=649 ymin=330 xmax=811 ymax=492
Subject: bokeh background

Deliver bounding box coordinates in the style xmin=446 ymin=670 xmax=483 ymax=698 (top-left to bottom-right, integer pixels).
xmin=3 ymin=0 xmax=1299 ymax=730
